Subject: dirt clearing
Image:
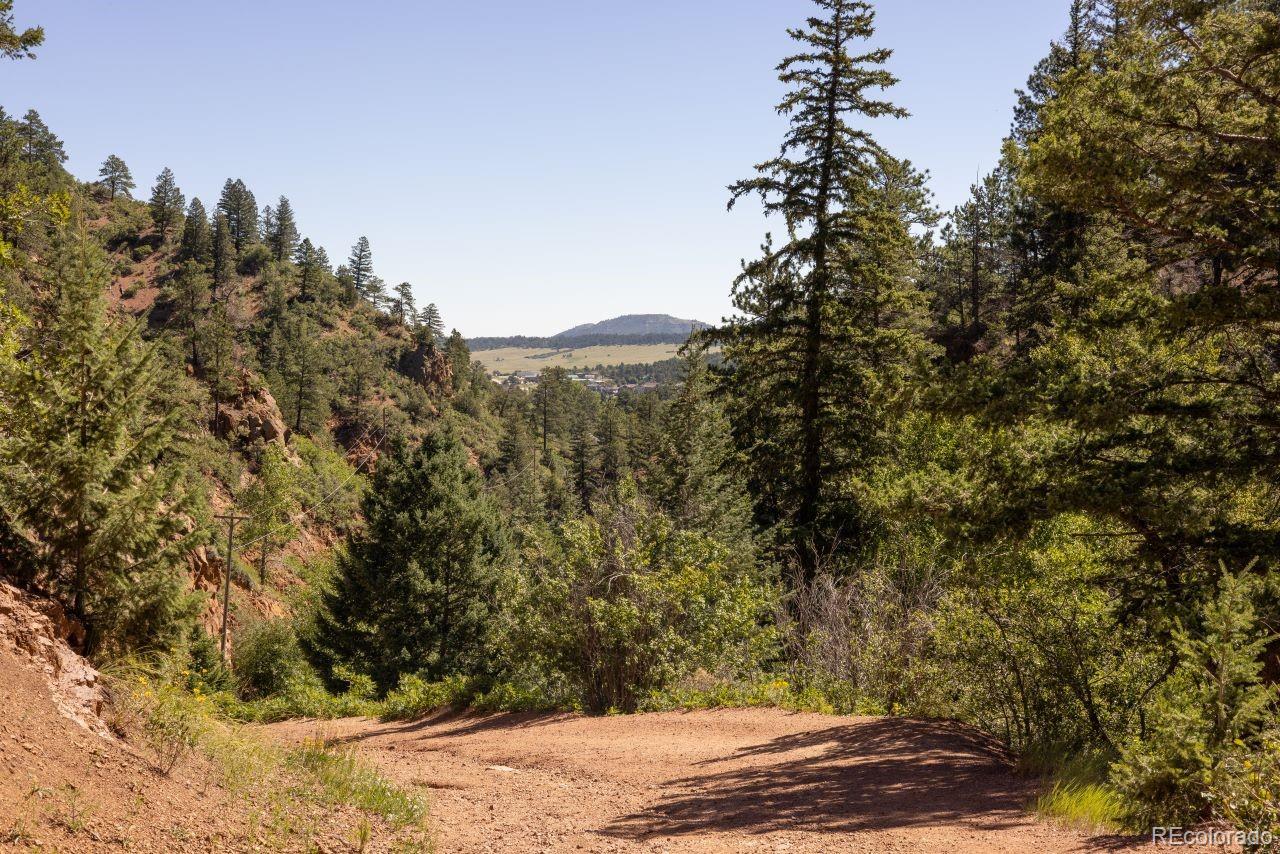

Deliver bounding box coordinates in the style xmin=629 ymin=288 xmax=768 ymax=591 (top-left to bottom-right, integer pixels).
xmin=264 ymin=708 xmax=1175 ymax=853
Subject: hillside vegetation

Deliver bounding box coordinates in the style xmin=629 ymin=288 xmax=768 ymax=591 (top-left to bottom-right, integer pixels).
xmin=0 ymin=0 xmax=1278 ymax=848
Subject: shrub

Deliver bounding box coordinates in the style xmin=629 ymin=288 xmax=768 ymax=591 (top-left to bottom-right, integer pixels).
xmin=498 ymin=490 xmax=776 ymax=713
xmin=236 ymin=243 xmax=273 ymax=276
xmin=1112 ymin=569 xmax=1278 ymax=830
xmin=927 ymin=516 xmax=1165 ymax=753
xmin=232 ymin=618 xmax=309 ymax=700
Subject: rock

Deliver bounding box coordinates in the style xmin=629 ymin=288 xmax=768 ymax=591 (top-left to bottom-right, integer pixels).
xmin=214 ymin=369 xmax=290 ymax=447
xmin=0 ymin=581 xmax=112 ymax=738
xmin=398 ymin=341 xmax=453 ymax=396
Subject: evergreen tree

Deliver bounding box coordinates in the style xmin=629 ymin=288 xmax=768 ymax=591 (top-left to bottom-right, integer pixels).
xmin=170 ymin=261 xmax=210 ymax=369
xmin=337 ymin=336 xmax=379 ymax=421
xmin=311 ymin=431 xmax=506 ymax=692
xmin=148 ymin=167 xmax=184 ymax=242
xmin=97 ymin=154 xmax=133 ymax=199
xmin=269 ymin=307 xmax=329 ymax=434
xmin=211 ymin=212 xmax=235 ymax=299
xmin=293 ymin=238 xmax=325 ymax=302
xmin=443 ymin=329 xmax=470 ymax=393
xmin=260 ymin=204 xmax=275 ymax=249
xmin=652 ymin=348 xmax=756 ymax=549
xmin=531 ymin=366 xmax=568 ymax=459
xmin=347 ymin=236 xmax=380 ymax=304
xmin=335 ymin=264 xmax=357 ymax=306
xmin=0 ymin=1 xmax=43 ymax=60
xmin=707 ymin=0 xmax=931 ymax=578
xmin=238 ymin=443 xmax=299 ymax=584
xmin=596 ymin=400 xmax=629 ymax=489
xmin=0 ymin=229 xmax=198 ymax=655
xmin=17 ymin=108 xmax=65 ymax=178
xmin=268 ymin=195 xmax=299 ymax=262
xmin=178 ymin=198 xmax=212 ymax=266
xmin=961 ymin=0 xmax=1280 ymax=612
xmin=495 ymin=398 xmax=544 ymax=522
xmin=419 ymin=302 xmax=444 ymax=343
xmin=217 ymin=178 xmax=259 ymax=251
xmin=393 ymin=281 xmax=415 ymax=326
xmin=568 ymin=403 xmax=598 ymax=512
xmin=198 ymin=299 xmax=237 ymax=437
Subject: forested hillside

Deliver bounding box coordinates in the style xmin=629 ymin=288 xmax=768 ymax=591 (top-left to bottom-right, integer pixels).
xmin=1 ymin=0 xmax=1278 ymax=847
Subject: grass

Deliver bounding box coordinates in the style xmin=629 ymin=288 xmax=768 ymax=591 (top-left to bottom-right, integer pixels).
xmin=1035 ymin=779 xmax=1127 ymax=831
xmin=289 ymin=736 xmax=427 ymax=827
xmin=111 ymin=664 xmax=430 ymax=849
xmin=1022 ymin=749 xmax=1127 ymax=832
xmin=473 ymin=343 xmax=686 ymax=374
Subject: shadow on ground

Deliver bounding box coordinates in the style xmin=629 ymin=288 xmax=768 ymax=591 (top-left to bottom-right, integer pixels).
xmin=601 ymin=716 xmax=1035 ymax=840
xmin=328 ymin=708 xmax=579 ymax=745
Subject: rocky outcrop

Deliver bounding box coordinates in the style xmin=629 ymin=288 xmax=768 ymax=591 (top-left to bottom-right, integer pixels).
xmin=215 ymin=369 xmax=289 ymax=446
xmin=398 ymin=341 xmax=453 ymax=396
xmin=0 ymin=581 xmax=111 ymax=738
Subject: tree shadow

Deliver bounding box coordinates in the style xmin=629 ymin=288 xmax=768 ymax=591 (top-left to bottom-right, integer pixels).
xmin=329 ymin=708 xmax=579 ymax=746
xmin=602 ymin=716 xmax=1039 ymax=840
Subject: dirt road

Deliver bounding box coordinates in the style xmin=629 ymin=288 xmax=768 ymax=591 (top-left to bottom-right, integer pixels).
xmin=264 ymin=708 xmax=1176 ymax=853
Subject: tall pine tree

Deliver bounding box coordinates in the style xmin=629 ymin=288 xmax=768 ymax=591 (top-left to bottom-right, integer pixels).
xmin=0 ymin=229 xmax=199 ymax=654
xmin=148 ymin=167 xmax=184 ymax=242
xmin=707 ymin=0 xmax=931 ymax=578
xmin=97 ymin=154 xmax=133 ymax=199
xmin=268 ymin=195 xmax=299 ymax=262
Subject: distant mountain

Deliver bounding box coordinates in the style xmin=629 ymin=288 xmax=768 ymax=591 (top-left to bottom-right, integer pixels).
xmin=555 ymin=314 xmax=708 ymax=340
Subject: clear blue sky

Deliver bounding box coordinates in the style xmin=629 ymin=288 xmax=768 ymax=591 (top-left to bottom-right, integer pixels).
xmin=4 ymin=1 xmax=1068 ymax=336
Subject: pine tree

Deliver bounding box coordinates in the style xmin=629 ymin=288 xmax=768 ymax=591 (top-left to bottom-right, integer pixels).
xmin=444 ymin=329 xmax=470 ymax=393
xmin=198 ymin=299 xmax=237 ymax=437
xmin=260 ymin=204 xmax=275 ymax=249
xmin=347 ymin=236 xmax=378 ymax=303
xmin=178 ymin=198 xmax=212 ymax=266
xmin=311 ymin=431 xmax=506 ymax=692
xmin=0 ymin=1 xmax=43 ymax=60
xmin=17 ymin=109 xmax=65 ymax=179
xmin=596 ymin=401 xmax=629 ymax=489
xmin=148 ymin=167 xmax=184 ymax=242
xmin=393 ymin=282 xmax=415 ymax=327
xmin=0 ymin=228 xmax=198 ymax=655
xmin=293 ymin=238 xmax=326 ymax=302
xmin=707 ymin=0 xmax=931 ymax=578
xmin=170 ymin=261 xmax=210 ymax=369
xmin=97 ymin=154 xmax=133 ymax=199
xmin=652 ymin=347 xmax=756 ymax=549
xmin=217 ymin=178 xmax=259 ymax=252
xmin=335 ymin=265 xmax=357 ymax=307
xmin=495 ymin=399 xmax=544 ymax=522
xmin=268 ymin=195 xmax=299 ymax=262
xmin=238 ymin=443 xmax=299 ymax=584
xmin=419 ymin=302 xmax=444 ymax=343
xmin=211 ymin=213 xmax=235 ymax=300
xmin=531 ymin=366 xmax=568 ymax=459
xmin=569 ymin=403 xmax=599 ymax=512
xmin=269 ymin=307 xmax=330 ymax=434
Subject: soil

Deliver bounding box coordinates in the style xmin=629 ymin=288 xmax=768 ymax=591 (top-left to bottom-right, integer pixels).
xmin=265 ymin=709 xmax=1196 ymax=853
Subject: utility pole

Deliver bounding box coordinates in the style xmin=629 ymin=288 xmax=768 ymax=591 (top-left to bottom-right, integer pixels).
xmin=214 ymin=509 xmax=249 ymax=662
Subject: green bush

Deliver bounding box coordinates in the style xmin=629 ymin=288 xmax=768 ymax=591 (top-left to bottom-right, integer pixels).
xmin=927 ymin=516 xmax=1165 ymax=753
xmin=497 ymin=490 xmax=777 ymax=713
xmin=232 ymin=618 xmax=309 ymax=700
xmin=1112 ymin=569 xmax=1278 ymax=830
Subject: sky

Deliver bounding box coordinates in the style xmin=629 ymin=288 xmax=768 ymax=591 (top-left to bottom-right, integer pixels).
xmin=3 ymin=1 xmax=1069 ymax=337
